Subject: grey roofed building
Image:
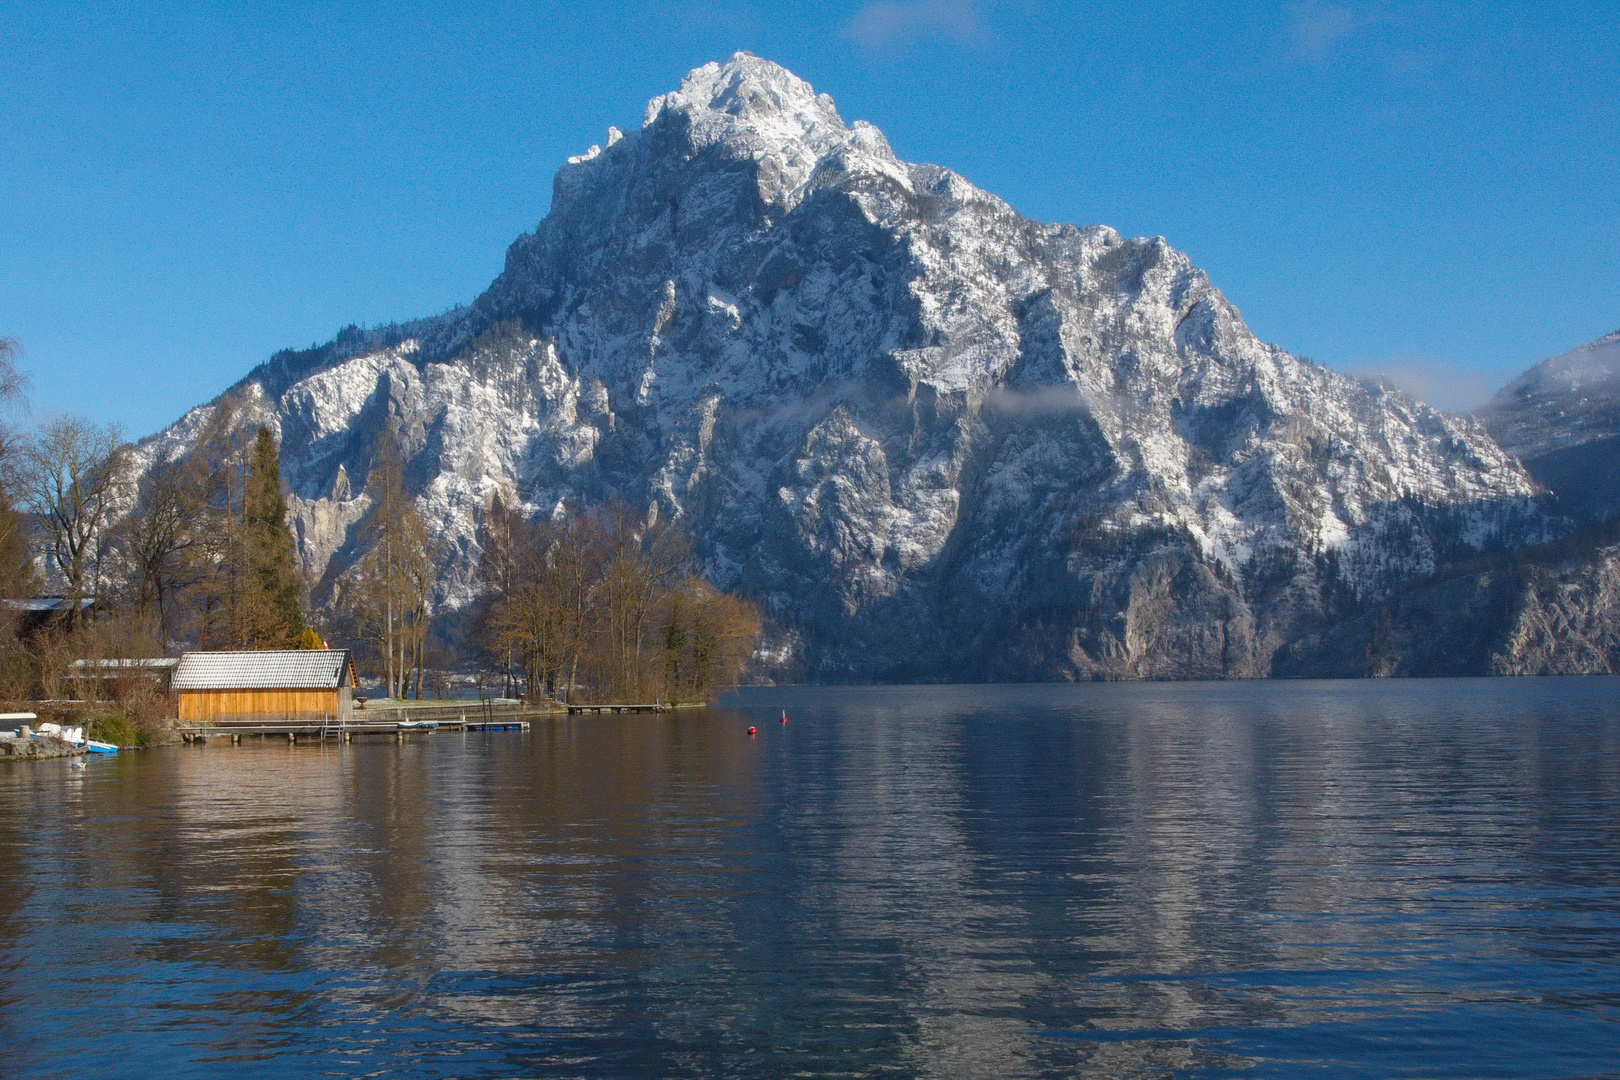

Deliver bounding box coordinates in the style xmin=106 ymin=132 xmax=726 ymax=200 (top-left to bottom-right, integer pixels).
xmin=68 ymin=658 xmax=181 ymax=672
xmin=68 ymin=657 xmax=181 ymax=691
xmin=170 ymin=650 xmax=355 ymax=691
xmin=4 ymin=598 xmax=98 ymax=613
xmin=4 ymin=597 xmax=102 ymax=634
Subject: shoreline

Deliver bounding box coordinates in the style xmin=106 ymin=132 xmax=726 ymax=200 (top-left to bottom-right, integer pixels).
xmin=0 ymin=736 xmax=86 ymax=761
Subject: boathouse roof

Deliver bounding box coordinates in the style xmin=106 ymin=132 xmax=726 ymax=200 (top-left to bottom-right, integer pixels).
xmin=171 ymin=650 xmax=355 ymax=691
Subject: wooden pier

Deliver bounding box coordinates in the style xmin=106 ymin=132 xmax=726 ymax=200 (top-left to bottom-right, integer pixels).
xmin=175 ymin=703 xmax=552 ymax=743
xmin=174 ymin=700 xmax=701 ymax=742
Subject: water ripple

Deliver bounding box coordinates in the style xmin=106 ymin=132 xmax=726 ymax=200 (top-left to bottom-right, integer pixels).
xmin=0 ymin=678 xmax=1617 ymax=1077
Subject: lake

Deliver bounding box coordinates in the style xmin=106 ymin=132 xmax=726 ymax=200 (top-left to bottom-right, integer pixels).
xmin=1 ymin=679 xmax=1617 ymax=1078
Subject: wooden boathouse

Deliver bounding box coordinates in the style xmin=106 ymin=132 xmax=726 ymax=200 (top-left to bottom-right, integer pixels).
xmin=172 ymin=650 xmax=357 ymax=725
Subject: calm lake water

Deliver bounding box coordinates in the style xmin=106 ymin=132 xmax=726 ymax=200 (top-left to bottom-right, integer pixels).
xmin=1 ymin=680 xmax=1618 ymax=1078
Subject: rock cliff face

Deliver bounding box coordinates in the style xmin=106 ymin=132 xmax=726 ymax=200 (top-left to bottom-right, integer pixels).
xmin=1274 ymin=527 xmax=1620 ymax=678
xmin=136 ymin=54 xmax=1554 ymax=679
xmin=1496 ymin=545 xmax=1620 ymax=674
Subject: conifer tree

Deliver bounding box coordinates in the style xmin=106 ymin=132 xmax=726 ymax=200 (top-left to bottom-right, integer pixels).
xmin=174 ymin=392 xmax=253 ymax=649
xmin=242 ymin=426 xmax=305 ymax=644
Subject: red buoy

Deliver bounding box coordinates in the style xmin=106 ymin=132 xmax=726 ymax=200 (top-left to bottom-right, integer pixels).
xmin=780 ymin=710 xmax=787 ymax=723
xmin=747 ymin=726 xmax=757 ymax=736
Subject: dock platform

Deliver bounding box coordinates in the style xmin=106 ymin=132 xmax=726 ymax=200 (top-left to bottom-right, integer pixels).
xmin=175 ymin=704 xmax=556 ymax=743
xmin=174 ymin=700 xmax=700 ymax=742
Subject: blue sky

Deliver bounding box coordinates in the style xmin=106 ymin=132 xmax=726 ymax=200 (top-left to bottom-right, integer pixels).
xmin=2 ymin=0 xmax=1615 ymax=437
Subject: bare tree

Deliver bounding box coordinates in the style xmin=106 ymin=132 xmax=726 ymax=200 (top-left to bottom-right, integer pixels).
xmin=398 ymin=505 xmax=442 ymax=698
xmin=0 ymin=337 xmax=34 ymax=700
xmin=478 ymin=501 xmax=618 ymax=703
xmin=595 ymin=503 xmax=689 ymax=700
xmin=366 ymin=428 xmax=408 ymax=698
xmin=341 ymin=427 xmax=439 ymax=697
xmin=0 ymin=338 xmax=33 ymax=599
xmin=474 ymin=498 xmax=756 ymax=704
xmin=22 ymin=417 xmax=128 ymax=627
xmin=481 ymin=506 xmax=576 ymax=702
xmin=475 ymin=493 xmax=528 ymax=696
xmin=669 ymin=577 xmax=761 ymax=702
xmin=32 ymin=626 xmax=77 ymax=701
xmin=116 ymin=457 xmax=198 ymax=653
xmin=0 ymin=338 xmax=31 ymax=477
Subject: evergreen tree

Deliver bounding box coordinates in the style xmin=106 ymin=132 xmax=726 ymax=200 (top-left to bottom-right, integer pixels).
xmin=242 ymin=426 xmax=305 ymax=644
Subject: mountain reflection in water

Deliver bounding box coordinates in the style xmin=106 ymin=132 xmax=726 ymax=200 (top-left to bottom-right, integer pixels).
xmin=1 ymin=679 xmax=1617 ymax=1078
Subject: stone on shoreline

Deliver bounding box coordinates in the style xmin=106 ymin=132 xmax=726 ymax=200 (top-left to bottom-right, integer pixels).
xmin=0 ymin=736 xmax=86 ymax=760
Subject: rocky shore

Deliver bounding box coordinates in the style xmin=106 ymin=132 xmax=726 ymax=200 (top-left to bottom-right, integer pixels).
xmin=0 ymin=735 xmax=86 ymax=760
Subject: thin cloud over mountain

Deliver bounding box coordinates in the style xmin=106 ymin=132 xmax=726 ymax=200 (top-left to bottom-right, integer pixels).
xmin=844 ymin=0 xmax=986 ymax=52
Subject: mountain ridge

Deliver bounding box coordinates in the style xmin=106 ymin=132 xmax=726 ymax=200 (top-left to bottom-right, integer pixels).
xmin=135 ymin=53 xmax=1563 ymax=679
xmin=1479 ymin=328 xmax=1620 ymax=524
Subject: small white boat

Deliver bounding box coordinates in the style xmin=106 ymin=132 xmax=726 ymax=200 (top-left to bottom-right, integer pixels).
xmin=396 ymin=719 xmax=439 ymax=731
xmin=35 ymin=722 xmax=86 ymax=744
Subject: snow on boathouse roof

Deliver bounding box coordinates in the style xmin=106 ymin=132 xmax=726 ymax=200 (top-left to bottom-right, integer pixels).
xmin=171 ymin=650 xmax=355 ymax=691
xmin=4 ymin=597 xmax=97 ymax=612
xmin=68 ymin=658 xmax=181 ymax=672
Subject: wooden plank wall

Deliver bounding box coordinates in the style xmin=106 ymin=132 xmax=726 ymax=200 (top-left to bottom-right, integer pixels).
xmin=178 ymin=689 xmax=341 ymax=723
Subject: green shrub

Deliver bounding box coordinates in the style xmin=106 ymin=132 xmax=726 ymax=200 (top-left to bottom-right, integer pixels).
xmin=87 ymin=712 xmax=153 ymax=748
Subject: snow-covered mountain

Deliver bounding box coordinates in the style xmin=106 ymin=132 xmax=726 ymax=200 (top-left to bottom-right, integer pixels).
xmin=138 ymin=54 xmax=1553 ymax=679
xmin=1480 ymin=329 xmax=1620 ymax=523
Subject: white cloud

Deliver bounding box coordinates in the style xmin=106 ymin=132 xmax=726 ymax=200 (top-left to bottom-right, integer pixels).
xmin=844 ymin=0 xmax=986 ymax=53
xmin=1286 ymin=0 xmax=1365 ymax=59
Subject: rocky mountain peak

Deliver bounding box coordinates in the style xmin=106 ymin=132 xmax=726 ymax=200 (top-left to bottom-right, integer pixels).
xmin=137 ymin=55 xmax=1558 ymax=680
xmin=593 ymin=52 xmax=907 ymax=214
xmin=644 ymin=52 xmax=844 ymax=148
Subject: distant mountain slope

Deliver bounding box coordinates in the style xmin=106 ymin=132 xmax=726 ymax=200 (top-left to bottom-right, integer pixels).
xmin=1480 ymin=329 xmax=1620 ymax=522
xmin=136 ymin=54 xmax=1552 ymax=679
xmin=1275 ymin=518 xmax=1620 ymax=678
